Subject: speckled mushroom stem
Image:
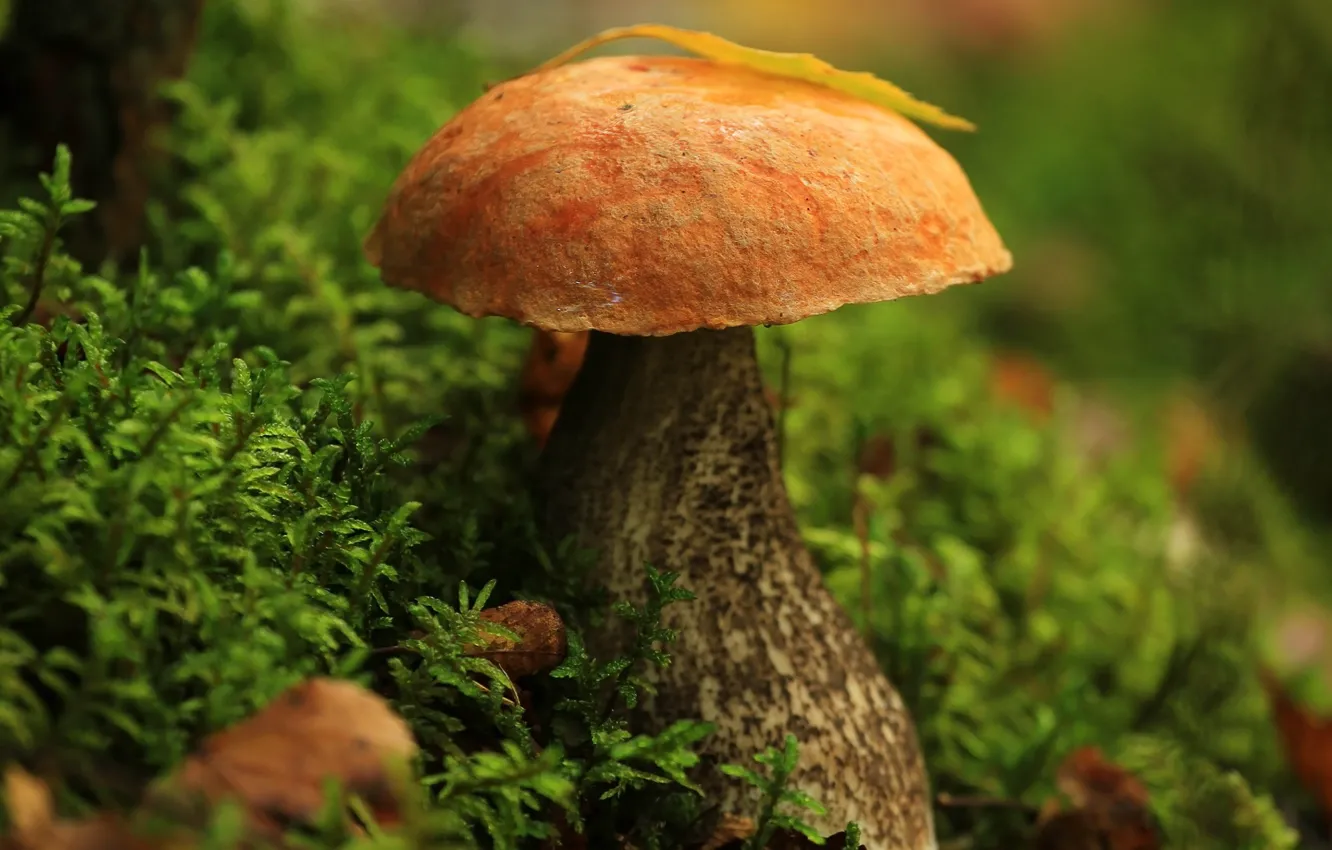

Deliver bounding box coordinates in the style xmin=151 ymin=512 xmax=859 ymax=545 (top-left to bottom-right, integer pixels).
xmin=535 ymin=326 xmax=935 ymax=850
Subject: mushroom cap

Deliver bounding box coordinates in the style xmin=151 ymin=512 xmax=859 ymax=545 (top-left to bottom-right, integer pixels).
xmin=364 ymin=54 xmax=1012 ymax=336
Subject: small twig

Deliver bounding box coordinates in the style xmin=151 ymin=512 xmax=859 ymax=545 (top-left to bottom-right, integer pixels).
xmin=15 ymin=212 xmax=58 ymax=326
xmin=137 ymin=394 xmax=194 ymax=460
xmin=1 ymin=393 xmax=73 ymax=489
xmin=368 ymin=645 xmax=413 ymax=657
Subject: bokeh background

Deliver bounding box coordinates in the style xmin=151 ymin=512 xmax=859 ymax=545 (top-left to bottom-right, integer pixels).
xmin=340 ymin=0 xmax=1332 ymax=537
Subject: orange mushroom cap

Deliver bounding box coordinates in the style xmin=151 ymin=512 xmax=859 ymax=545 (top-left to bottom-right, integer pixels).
xmin=365 ymin=54 xmax=1012 ymax=336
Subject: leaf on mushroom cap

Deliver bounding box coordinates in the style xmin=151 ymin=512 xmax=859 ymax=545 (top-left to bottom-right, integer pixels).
xmin=144 ymin=677 xmax=417 ymax=840
xmin=526 ymin=24 xmax=976 ymax=131
xmin=364 ymin=33 xmax=1011 ymax=336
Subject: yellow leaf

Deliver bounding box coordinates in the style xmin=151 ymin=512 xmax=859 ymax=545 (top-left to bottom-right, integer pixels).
xmin=529 ymin=23 xmax=975 ymax=132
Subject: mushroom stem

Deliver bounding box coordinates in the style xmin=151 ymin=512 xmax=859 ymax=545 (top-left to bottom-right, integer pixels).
xmin=536 ymin=326 xmax=933 ymax=849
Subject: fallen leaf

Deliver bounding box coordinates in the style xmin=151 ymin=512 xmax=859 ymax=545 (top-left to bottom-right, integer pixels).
xmin=1260 ymin=665 xmax=1332 ymax=820
xmin=1054 ymin=746 xmax=1150 ymax=812
xmin=466 ymin=601 xmax=569 ymax=679
xmin=1 ymin=767 xmax=149 ymax=850
xmin=1035 ymin=746 xmax=1158 ymax=850
xmin=989 ymin=351 xmax=1056 ymax=422
xmin=855 ymin=427 xmax=943 ymax=481
xmin=1163 ymin=394 xmax=1222 ymax=500
xmin=1032 ymin=810 xmax=1110 ymax=850
xmin=4 ymin=766 xmax=54 ymax=839
xmin=519 ymin=329 xmax=589 ymax=448
xmin=857 ymin=434 xmax=898 ymax=480
xmin=698 ymin=813 xmax=755 ymax=850
xmin=527 ymin=24 xmax=975 ymax=131
xmin=144 ymin=678 xmax=418 ymax=842
xmin=3 ymin=680 xmax=417 ymax=850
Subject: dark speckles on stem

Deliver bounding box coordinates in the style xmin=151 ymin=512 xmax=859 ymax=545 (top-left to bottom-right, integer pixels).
xmin=535 ymin=327 xmax=933 ymax=849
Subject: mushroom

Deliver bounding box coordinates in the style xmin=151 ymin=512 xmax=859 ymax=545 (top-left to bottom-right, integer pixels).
xmin=364 ymin=54 xmax=1011 ymax=848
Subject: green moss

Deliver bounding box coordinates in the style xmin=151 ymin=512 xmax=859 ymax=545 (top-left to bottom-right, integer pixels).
xmin=757 ymin=305 xmax=1308 ymax=846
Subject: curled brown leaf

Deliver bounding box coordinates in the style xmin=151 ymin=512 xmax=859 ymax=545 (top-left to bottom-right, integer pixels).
xmin=697 ymin=813 xmax=756 ymax=850
xmin=1 ymin=767 xmax=149 ymax=850
xmin=519 ymin=329 xmax=589 ymax=448
xmin=466 ymin=600 xmax=569 ymax=679
xmin=989 ymin=351 xmax=1056 ymax=422
xmin=144 ymin=677 xmax=417 ymax=843
xmin=1260 ymin=664 xmax=1332 ymax=820
xmin=1035 ymin=746 xmax=1158 ymax=850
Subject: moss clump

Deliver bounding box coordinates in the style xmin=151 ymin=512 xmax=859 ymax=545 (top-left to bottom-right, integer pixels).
xmin=0 ymin=1 xmax=1320 ymax=848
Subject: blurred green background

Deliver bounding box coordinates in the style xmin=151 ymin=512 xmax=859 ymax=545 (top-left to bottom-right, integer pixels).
xmin=420 ymin=0 xmax=1332 ymax=532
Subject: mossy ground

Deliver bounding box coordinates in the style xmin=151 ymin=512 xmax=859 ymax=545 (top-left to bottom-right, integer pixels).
xmin=0 ymin=1 xmax=1327 ymax=848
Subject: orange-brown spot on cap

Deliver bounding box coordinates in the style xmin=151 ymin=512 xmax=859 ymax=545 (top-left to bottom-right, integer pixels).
xmin=365 ymin=55 xmax=1012 ymax=336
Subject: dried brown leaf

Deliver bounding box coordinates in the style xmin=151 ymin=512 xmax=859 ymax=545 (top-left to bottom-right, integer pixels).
xmin=856 ymin=428 xmax=943 ymax=482
xmin=697 ymin=813 xmax=755 ymax=850
xmin=4 ymin=680 xmax=416 ymax=850
xmin=1260 ymin=664 xmax=1332 ymax=820
xmin=1036 ymin=746 xmax=1158 ymax=850
xmin=1032 ymin=810 xmax=1109 ymax=850
xmin=1054 ymin=746 xmax=1150 ymax=812
xmin=145 ymin=678 xmax=417 ymax=843
xmin=1163 ymin=394 xmax=1223 ymax=500
xmin=4 ymin=767 xmax=54 ymax=839
xmin=857 ymin=434 xmax=898 ymax=480
xmin=466 ymin=601 xmax=568 ymax=679
xmin=519 ymin=330 xmax=588 ymax=448
xmin=1 ymin=767 xmax=150 ymax=850
xmin=989 ymin=351 xmax=1055 ymax=421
